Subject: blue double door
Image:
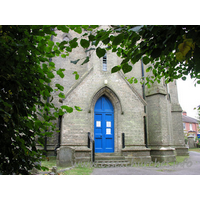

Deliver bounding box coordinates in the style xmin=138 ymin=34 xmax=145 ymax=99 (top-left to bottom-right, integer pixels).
xmin=94 ymin=95 xmax=114 ymax=153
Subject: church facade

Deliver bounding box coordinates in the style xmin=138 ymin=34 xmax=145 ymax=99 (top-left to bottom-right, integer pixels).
xmin=45 ymin=26 xmax=189 ymax=163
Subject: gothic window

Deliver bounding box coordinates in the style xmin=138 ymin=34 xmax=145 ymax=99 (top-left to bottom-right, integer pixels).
xmin=103 ymin=53 xmax=107 ymax=71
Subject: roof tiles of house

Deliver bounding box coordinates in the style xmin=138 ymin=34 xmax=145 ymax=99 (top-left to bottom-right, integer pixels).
xmin=182 ymin=115 xmax=198 ymax=124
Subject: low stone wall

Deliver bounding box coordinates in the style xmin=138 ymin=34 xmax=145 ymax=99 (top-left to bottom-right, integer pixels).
xmin=122 ymin=146 xmax=152 ymax=163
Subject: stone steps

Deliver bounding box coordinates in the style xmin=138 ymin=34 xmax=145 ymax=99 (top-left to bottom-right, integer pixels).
xmin=94 ymin=160 xmax=130 ymax=167
xmin=94 ymin=153 xmax=130 ymax=167
xmin=95 ymin=156 xmax=125 ymax=161
xmin=95 ymin=152 xmax=122 ymax=156
xmin=95 ymin=152 xmax=124 ymax=160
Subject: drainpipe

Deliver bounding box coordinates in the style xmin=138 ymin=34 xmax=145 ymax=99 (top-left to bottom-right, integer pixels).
xmin=141 ymin=58 xmax=148 ymax=148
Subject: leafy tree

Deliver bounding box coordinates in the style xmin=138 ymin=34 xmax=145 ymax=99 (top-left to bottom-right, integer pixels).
xmin=75 ymin=25 xmax=200 ymax=85
xmin=0 ymin=25 xmax=95 ymax=174
xmin=1 ymin=25 xmax=200 ymax=174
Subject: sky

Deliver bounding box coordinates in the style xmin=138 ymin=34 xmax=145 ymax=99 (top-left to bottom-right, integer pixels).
xmin=177 ymin=75 xmax=200 ymax=119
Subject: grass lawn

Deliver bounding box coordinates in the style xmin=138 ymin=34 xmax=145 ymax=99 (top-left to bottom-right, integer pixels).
xmin=61 ymin=165 xmax=94 ymax=175
xmin=41 ymin=157 xmax=93 ymax=175
xmin=41 ymin=157 xmax=57 ymax=169
xmin=131 ymin=155 xmax=190 ymax=168
xmin=188 ymin=148 xmax=200 ymax=153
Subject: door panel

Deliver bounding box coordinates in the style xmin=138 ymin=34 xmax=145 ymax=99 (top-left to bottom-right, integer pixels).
xmin=94 ymin=96 xmax=114 ymax=153
xmin=94 ymin=113 xmax=103 ymax=152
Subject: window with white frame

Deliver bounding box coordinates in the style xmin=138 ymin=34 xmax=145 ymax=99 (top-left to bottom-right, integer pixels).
xmin=190 ymin=124 xmax=193 ymax=131
xmin=103 ymin=53 xmax=107 ymax=71
xmin=183 ymin=123 xmax=186 ymax=130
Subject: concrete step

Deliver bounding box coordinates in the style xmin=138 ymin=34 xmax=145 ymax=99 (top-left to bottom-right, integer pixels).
xmin=94 ymin=160 xmax=130 ymax=167
xmin=95 ymin=156 xmax=125 ymax=160
xmin=96 ymin=160 xmax=128 ymax=163
xmin=94 ymin=153 xmax=129 ymax=167
xmin=95 ymin=153 xmax=125 ymax=161
xmin=95 ymin=152 xmax=122 ymax=157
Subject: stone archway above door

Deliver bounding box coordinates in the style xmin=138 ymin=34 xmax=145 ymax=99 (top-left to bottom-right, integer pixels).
xmin=88 ymin=86 xmax=124 ymax=115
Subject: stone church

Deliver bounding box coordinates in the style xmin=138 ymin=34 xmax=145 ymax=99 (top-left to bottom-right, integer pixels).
xmin=45 ymin=26 xmax=189 ymax=164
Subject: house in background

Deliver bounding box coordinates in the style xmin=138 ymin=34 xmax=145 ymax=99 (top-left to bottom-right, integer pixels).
xmin=182 ymin=111 xmax=199 ymax=138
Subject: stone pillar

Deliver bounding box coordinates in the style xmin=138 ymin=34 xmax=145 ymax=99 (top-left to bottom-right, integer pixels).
xmin=168 ymin=81 xmax=189 ymax=156
xmin=188 ymin=135 xmax=195 ymax=148
xmin=146 ymin=82 xmax=176 ymax=162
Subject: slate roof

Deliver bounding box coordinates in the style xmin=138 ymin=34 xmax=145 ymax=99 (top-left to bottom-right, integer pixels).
xmin=182 ymin=115 xmax=199 ymax=124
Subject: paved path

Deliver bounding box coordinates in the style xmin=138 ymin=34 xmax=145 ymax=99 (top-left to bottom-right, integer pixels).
xmin=91 ymin=151 xmax=200 ymax=175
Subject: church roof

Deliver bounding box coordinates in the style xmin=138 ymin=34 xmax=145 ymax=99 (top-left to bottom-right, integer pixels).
xmin=182 ymin=115 xmax=199 ymax=124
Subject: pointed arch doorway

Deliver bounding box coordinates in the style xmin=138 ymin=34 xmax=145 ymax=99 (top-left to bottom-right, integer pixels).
xmin=94 ymin=95 xmax=114 ymax=153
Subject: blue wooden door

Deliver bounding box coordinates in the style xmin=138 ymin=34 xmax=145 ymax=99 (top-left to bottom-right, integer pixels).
xmin=94 ymin=95 xmax=114 ymax=153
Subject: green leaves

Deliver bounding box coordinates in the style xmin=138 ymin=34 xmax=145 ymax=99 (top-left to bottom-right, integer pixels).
xmin=68 ymin=25 xmax=82 ymax=34
xmin=122 ymin=63 xmax=132 ymax=74
xmin=3 ymin=24 xmax=200 ymax=175
xmin=146 ymin=66 xmax=152 ymax=73
xmin=56 ymin=68 xmax=65 ymax=78
xmin=96 ymin=47 xmax=106 ymax=58
xmin=61 ymin=105 xmax=73 ymax=113
xmin=81 ymin=56 xmax=89 ymax=65
xmin=111 ymin=63 xmax=132 ymax=74
xmin=73 ymin=71 xmax=79 ymax=80
xmin=142 ymin=56 xmax=150 ymax=65
xmin=112 ymin=33 xmax=124 ymax=46
xmin=59 ymin=41 xmax=69 ymax=50
xmin=80 ymin=39 xmax=90 ymax=48
xmin=74 ymin=106 xmax=82 ymax=111
xmin=57 ymin=25 xmax=69 ymax=33
xmin=55 ymin=83 xmax=64 ymax=91
xmin=0 ymin=25 xmax=99 ymax=174
xmin=58 ymin=92 xmax=65 ymax=98
xmin=151 ymin=48 xmax=162 ymax=59
xmin=111 ymin=65 xmax=121 ymax=73
xmin=48 ymin=40 xmax=54 ymax=47
xmin=69 ymin=38 xmax=78 ymax=49
xmin=127 ymin=77 xmax=138 ymax=84
xmin=182 ymin=76 xmax=187 ymax=81
xmin=47 ymin=71 xmax=55 ymax=79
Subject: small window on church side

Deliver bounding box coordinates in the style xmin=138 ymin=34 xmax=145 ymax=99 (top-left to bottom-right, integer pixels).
xmin=103 ymin=53 xmax=107 ymax=71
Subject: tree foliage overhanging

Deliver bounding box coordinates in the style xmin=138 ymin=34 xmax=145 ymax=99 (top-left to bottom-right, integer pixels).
xmin=1 ymin=25 xmax=200 ymax=174
xmin=76 ymin=25 xmax=200 ymax=85
xmin=0 ymin=25 xmax=92 ymax=174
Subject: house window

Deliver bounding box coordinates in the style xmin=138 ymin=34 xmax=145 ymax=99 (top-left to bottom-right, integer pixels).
xmin=190 ymin=124 xmax=193 ymax=131
xmin=103 ymin=53 xmax=107 ymax=71
xmin=183 ymin=123 xmax=186 ymax=130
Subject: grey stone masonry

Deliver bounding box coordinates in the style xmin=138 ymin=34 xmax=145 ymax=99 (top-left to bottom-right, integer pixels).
xmin=43 ymin=26 xmax=188 ymax=163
